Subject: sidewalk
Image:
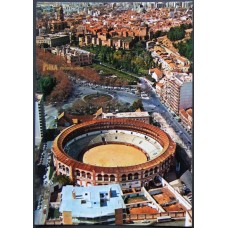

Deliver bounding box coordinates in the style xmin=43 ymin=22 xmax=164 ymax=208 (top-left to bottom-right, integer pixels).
xmin=152 ymin=112 xmax=192 ymax=159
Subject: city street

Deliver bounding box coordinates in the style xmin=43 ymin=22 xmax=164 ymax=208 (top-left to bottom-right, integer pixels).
xmin=35 ymin=141 xmax=54 ymax=225
xmin=44 ymin=79 xmax=192 ymax=153
xmin=45 ymin=105 xmax=58 ymax=129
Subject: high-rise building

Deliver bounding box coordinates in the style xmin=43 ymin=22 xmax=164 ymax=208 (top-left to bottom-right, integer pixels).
xmin=35 ymin=93 xmax=46 ymax=146
xmin=162 ymin=73 xmax=192 ymax=114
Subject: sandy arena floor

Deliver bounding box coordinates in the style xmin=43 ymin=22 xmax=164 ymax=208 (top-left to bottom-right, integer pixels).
xmin=83 ymin=144 xmax=147 ymax=167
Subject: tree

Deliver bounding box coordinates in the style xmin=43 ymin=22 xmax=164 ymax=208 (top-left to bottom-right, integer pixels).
xmin=131 ymin=99 xmax=144 ymax=111
xmin=167 ymin=26 xmax=186 ymax=41
xmin=189 ymin=63 xmax=193 ymax=73
xmin=38 ymin=76 xmax=56 ymax=97
xmin=176 ymin=32 xmax=193 ymax=61
xmin=53 ymin=174 xmax=73 ymax=185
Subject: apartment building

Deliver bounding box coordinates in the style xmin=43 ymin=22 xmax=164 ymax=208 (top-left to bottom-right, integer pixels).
xmin=52 ymin=46 xmax=93 ymax=65
xmin=179 ymin=108 xmax=192 ymax=131
xmin=36 ymin=34 xmax=70 ymax=47
xmin=161 ymin=73 xmax=192 ymax=114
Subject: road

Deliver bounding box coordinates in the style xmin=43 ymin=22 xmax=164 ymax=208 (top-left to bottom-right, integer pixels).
xmin=140 ymin=77 xmax=192 ymax=150
xmin=35 ymin=141 xmax=53 ymax=225
xmin=44 ymin=105 xmax=58 ymax=129
xmin=44 ymin=78 xmax=192 ymax=151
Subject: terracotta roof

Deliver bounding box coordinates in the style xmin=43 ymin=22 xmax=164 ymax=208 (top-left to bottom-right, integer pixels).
xmin=156 ymin=82 xmax=164 ymax=88
xmin=186 ymin=108 xmax=192 ymax=117
xmin=70 ymin=115 xmax=94 ymax=123
xmin=169 ymin=63 xmax=176 ymax=68
xmin=58 ymin=112 xmax=65 ymax=120
xmin=52 ymin=118 xmax=176 ymax=174
xmin=72 ymin=119 xmax=78 ymax=124
xmin=149 ymin=68 xmax=163 ymax=79
xmin=179 ymin=109 xmax=188 ymax=119
xmin=63 ymin=211 xmax=72 ymax=225
xmin=94 ymin=107 xmax=103 ymax=119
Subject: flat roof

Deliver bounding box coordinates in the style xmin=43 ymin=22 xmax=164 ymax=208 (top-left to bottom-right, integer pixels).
xmin=152 ymin=187 xmax=187 ymax=212
xmin=103 ymin=112 xmax=150 ymax=118
xmin=35 ymin=93 xmax=43 ymax=102
xmin=59 ymin=184 xmax=125 ymax=218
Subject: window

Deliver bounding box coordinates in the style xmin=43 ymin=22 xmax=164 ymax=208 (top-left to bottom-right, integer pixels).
xmin=122 ymin=174 xmax=126 ymax=181
xmin=104 ymin=174 xmax=109 ymax=181
xmin=128 ymin=173 xmax=133 ymax=180
xmin=145 ymin=170 xmax=148 ymax=177
xmin=154 ymin=167 xmax=158 ymax=173
xmin=76 ymin=170 xmax=80 ymax=176
xmin=134 ymin=173 xmax=139 ymax=180
xmin=98 ymin=174 xmax=102 ymax=181
xmin=110 ymin=175 xmax=115 ymax=181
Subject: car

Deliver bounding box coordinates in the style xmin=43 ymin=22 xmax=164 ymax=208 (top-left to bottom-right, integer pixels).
xmin=142 ymin=220 xmax=150 ymax=223
xmin=125 ymin=220 xmax=134 ymax=224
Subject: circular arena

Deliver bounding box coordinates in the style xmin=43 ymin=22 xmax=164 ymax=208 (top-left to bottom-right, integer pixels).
xmin=52 ymin=118 xmax=176 ymax=189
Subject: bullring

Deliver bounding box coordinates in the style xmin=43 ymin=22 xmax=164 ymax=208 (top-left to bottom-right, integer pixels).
xmin=52 ymin=118 xmax=176 ymax=189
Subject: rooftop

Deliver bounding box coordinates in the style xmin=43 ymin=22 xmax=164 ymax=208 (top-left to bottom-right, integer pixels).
xmin=35 ymin=93 xmax=43 ymax=102
xmin=103 ymin=111 xmax=150 ymax=118
xmin=152 ymin=187 xmax=187 ymax=212
xmin=129 ymin=206 xmax=158 ymax=214
xmin=59 ymin=184 xmax=126 ymax=218
xmin=186 ymin=108 xmax=192 ymax=117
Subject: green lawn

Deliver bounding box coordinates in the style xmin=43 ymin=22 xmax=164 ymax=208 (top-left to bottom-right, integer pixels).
xmin=91 ymin=63 xmax=138 ymax=84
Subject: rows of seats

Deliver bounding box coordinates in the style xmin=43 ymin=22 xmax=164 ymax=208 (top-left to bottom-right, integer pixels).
xmin=64 ymin=130 xmax=164 ymax=161
xmin=64 ymin=133 xmax=101 ymax=159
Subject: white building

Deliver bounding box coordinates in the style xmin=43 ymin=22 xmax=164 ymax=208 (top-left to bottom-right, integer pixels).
xmin=101 ymin=111 xmax=150 ymax=124
xmin=59 ymin=184 xmax=125 ymax=224
xmin=35 ymin=93 xmax=46 ymax=146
